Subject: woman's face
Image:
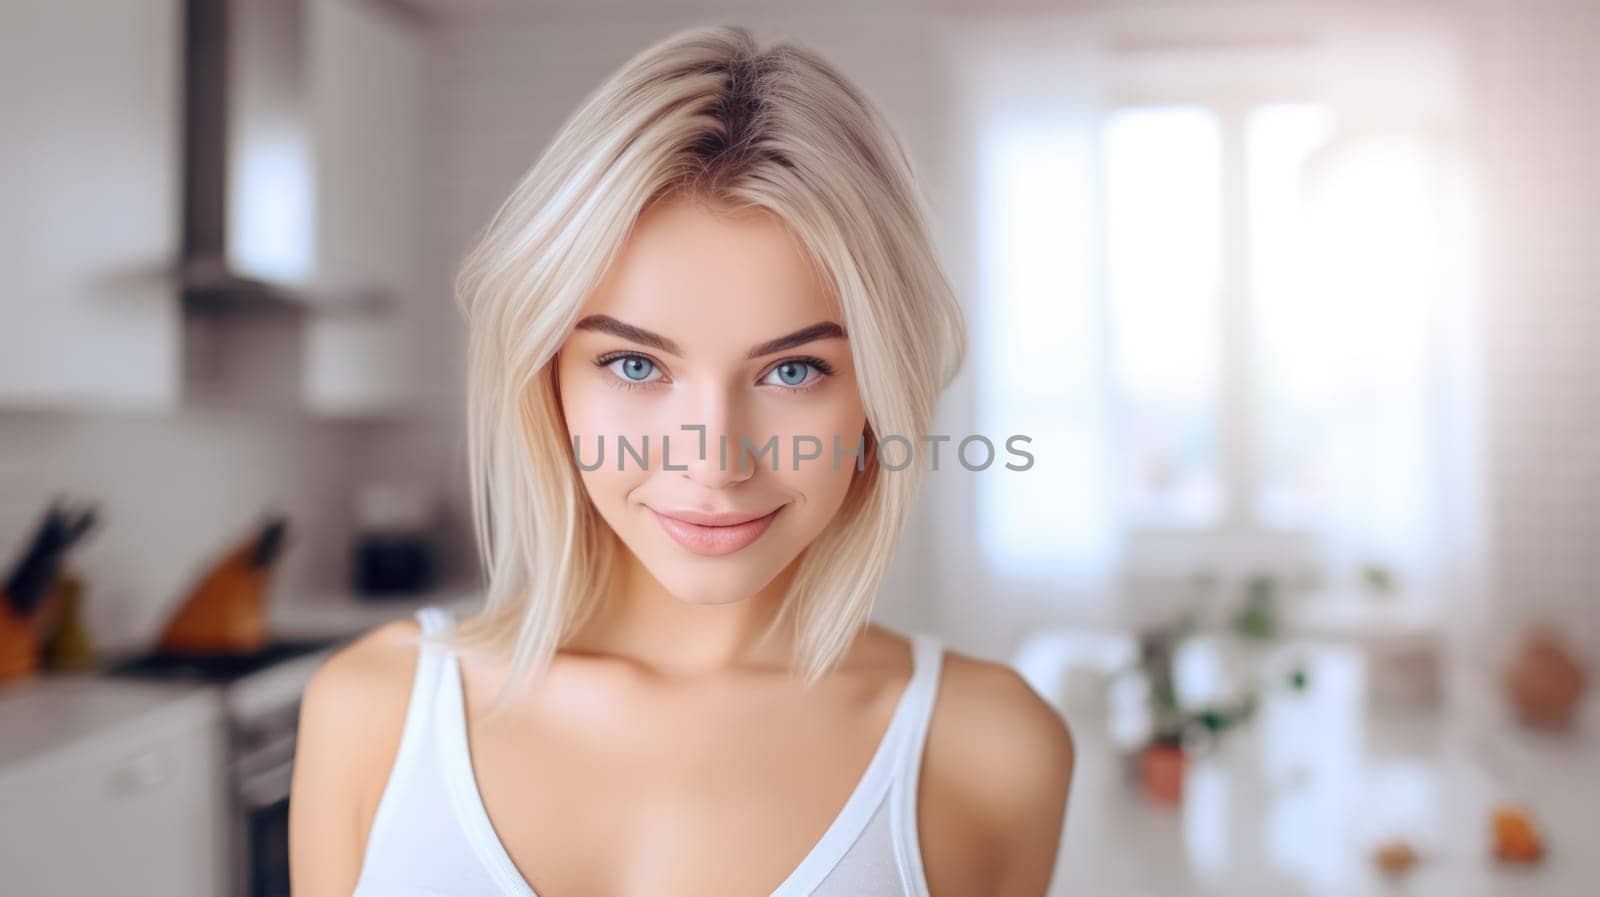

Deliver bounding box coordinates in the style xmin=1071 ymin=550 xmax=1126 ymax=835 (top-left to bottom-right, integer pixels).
xmin=555 ymin=197 xmax=867 ymax=605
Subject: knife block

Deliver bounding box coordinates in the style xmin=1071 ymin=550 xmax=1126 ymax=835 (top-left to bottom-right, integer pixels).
xmin=0 ymin=601 xmax=40 ymax=684
xmin=0 ymin=580 xmax=63 ymax=684
xmin=159 ymin=517 xmax=286 ymax=655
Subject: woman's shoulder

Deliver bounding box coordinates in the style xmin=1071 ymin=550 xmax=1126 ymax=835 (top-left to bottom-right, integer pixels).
xmin=933 ymin=646 xmax=1075 ymax=759
xmin=859 ymin=623 xmax=1074 ymax=748
xmin=289 ymin=616 xmax=433 ymax=891
xmin=912 ymin=633 xmax=1076 ymax=895
xmin=301 ymin=616 xmax=426 ymax=724
xmin=923 ymin=640 xmax=1076 ymax=800
xmin=857 ymin=621 xmax=1074 ymax=801
xmin=294 ymin=617 xmax=428 ymax=820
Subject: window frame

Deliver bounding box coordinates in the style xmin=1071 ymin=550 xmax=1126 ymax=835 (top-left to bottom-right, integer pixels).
xmin=1096 ymin=87 xmax=1335 ymax=589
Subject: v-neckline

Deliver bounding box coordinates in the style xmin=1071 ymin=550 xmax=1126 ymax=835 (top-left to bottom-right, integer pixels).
xmin=436 ymin=634 xmax=930 ymax=897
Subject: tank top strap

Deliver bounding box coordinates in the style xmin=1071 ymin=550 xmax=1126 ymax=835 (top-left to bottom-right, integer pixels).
xmin=887 ymin=630 xmax=944 ymax=897
xmin=382 ymin=599 xmax=455 ymax=739
xmin=357 ymin=605 xmax=457 ymax=869
xmin=900 ymin=632 xmax=945 ymax=759
xmin=405 ymin=605 xmax=455 ymax=737
xmin=416 ymin=605 xmax=456 ymax=638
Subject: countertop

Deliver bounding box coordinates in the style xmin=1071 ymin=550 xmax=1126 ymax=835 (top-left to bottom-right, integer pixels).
xmin=0 ymin=674 xmax=219 ymax=786
xmin=0 ymin=584 xmax=483 ymax=783
xmin=1017 ymin=628 xmax=1600 ymax=897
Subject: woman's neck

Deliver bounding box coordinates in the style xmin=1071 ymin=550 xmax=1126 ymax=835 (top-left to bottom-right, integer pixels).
xmin=563 ymin=548 xmax=799 ymax=678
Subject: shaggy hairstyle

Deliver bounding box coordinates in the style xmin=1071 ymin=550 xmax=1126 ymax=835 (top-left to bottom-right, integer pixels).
xmin=443 ymin=23 xmax=966 ymax=690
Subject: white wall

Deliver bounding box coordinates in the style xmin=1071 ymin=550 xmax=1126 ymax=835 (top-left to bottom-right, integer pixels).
xmin=0 ymin=404 xmax=372 ymax=651
xmin=1463 ymin=0 xmax=1600 ymax=658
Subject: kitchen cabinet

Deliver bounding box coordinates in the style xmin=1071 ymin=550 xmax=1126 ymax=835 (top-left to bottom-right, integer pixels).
xmin=303 ymin=0 xmax=429 ymax=416
xmin=0 ymin=0 xmax=183 ymax=410
xmin=0 ymin=0 xmax=431 ymax=415
xmin=0 ymin=679 xmax=229 ymax=897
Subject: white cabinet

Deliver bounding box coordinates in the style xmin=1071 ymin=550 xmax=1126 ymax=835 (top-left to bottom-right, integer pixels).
xmin=0 ymin=681 xmax=229 ymax=897
xmin=0 ymin=0 xmax=183 ymax=410
xmin=0 ymin=0 xmax=430 ymax=415
xmin=303 ymin=0 xmax=428 ymax=416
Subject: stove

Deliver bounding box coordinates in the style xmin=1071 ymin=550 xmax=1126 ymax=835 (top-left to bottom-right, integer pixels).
xmin=107 ymin=638 xmax=341 ymax=897
xmin=106 ymin=640 xmax=334 ymax=683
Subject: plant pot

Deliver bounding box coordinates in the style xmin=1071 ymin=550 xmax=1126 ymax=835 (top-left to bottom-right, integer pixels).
xmin=1139 ymin=739 xmax=1185 ymax=806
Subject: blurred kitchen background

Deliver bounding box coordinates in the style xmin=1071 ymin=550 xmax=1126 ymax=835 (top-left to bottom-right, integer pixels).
xmin=1 ymin=0 xmax=1595 ymax=895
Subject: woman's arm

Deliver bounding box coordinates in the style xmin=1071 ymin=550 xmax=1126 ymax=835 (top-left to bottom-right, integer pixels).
xmin=980 ymin=671 xmax=1075 ymax=897
xmin=288 ymin=620 xmax=420 ymax=897
xmin=923 ymin=658 xmax=1076 ymax=897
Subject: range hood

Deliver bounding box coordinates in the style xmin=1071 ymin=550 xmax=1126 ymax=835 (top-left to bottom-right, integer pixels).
xmin=179 ymin=0 xmax=386 ymax=316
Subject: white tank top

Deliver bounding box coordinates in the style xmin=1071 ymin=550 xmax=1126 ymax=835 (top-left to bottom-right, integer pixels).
xmin=351 ymin=606 xmax=947 ymax=897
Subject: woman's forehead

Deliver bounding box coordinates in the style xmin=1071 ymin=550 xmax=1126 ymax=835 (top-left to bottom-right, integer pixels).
xmin=576 ymin=198 xmax=841 ymax=354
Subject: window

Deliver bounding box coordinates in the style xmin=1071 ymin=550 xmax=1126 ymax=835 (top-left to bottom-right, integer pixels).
xmin=977 ymin=95 xmax=1475 ymax=603
xmin=1102 ymin=105 xmax=1225 ymax=527
xmin=1101 ymin=99 xmax=1461 ymax=583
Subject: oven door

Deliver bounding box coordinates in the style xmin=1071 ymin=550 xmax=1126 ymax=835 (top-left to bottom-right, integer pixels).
xmin=246 ymin=792 xmax=292 ymax=897
xmin=237 ymin=727 xmax=297 ymax=897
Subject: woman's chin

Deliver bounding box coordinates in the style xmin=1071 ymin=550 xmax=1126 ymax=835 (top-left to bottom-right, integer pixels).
xmin=655 ymin=569 xmax=778 ymax=606
xmin=631 ymin=552 xmax=787 ymax=607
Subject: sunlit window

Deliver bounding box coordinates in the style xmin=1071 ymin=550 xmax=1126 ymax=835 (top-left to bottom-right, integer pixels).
xmin=975 ymin=124 xmax=1116 ymax=578
xmin=1250 ymin=108 xmax=1441 ymax=552
xmin=978 ymin=92 xmax=1470 ymax=598
xmin=1246 ymin=103 xmax=1338 ymax=525
xmin=1102 ymin=106 xmax=1226 ymax=527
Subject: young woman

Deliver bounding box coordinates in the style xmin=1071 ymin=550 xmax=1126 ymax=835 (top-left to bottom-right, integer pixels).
xmin=289 ymin=24 xmax=1073 ymax=897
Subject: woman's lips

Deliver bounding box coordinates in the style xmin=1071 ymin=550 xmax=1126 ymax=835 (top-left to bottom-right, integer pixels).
xmin=650 ymin=506 xmax=782 ymax=557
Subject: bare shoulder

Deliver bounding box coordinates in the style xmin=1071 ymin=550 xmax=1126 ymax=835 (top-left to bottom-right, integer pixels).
xmin=921 ymin=647 xmax=1076 ymax=897
xmin=288 ymin=618 xmax=424 ymax=895
xmin=300 ymin=617 xmax=423 ymax=723
xmin=934 ymin=649 xmax=1077 ymax=783
xmin=295 ymin=617 xmax=423 ymax=805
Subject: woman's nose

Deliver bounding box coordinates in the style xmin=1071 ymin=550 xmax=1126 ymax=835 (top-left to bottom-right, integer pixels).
xmin=672 ymin=385 xmax=756 ymax=489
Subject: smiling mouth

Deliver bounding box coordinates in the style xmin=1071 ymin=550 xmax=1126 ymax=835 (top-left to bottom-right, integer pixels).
xmin=650 ymin=507 xmax=783 ymax=557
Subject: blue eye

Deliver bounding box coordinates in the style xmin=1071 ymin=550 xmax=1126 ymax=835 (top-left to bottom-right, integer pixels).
xmin=762 ymin=359 xmax=830 ymax=389
xmin=604 ymin=354 xmax=662 ymax=384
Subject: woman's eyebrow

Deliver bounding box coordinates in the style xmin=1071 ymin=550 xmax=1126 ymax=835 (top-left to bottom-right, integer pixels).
xmin=573 ymin=314 xmax=683 ymax=355
xmin=746 ymin=321 xmax=847 ymax=358
xmin=575 ymin=315 xmax=847 ymax=359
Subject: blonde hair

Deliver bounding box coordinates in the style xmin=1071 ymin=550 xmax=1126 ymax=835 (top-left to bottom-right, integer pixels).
xmin=446 ymin=23 xmax=966 ymax=688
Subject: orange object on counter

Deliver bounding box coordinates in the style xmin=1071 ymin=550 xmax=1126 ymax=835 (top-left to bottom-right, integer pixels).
xmin=159 ymin=516 xmax=288 ymax=655
xmin=0 ymin=578 xmax=68 ymax=685
xmin=1374 ymin=840 xmax=1420 ymax=876
xmin=1492 ymin=805 xmax=1545 ymax=864
xmin=0 ymin=601 xmax=41 ymax=683
xmin=1505 ymin=627 xmax=1590 ymax=732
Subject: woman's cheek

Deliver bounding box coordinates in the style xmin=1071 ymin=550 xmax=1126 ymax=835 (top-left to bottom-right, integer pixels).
xmin=564 ymin=371 xmax=659 ymax=446
xmin=766 ymin=397 xmax=866 ymax=494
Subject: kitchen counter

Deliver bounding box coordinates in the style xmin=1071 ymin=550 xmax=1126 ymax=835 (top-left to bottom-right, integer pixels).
xmin=1016 ymin=628 xmax=1600 ymax=897
xmin=222 ymin=584 xmax=484 ymax=720
xmin=0 ymin=584 xmax=482 ymax=784
xmin=0 ymin=674 xmax=220 ymax=790
xmin=0 ymin=669 xmax=232 ymax=897
xmin=267 ymin=582 xmax=483 ymax=642
xmin=0 ymin=584 xmax=483 ymax=897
